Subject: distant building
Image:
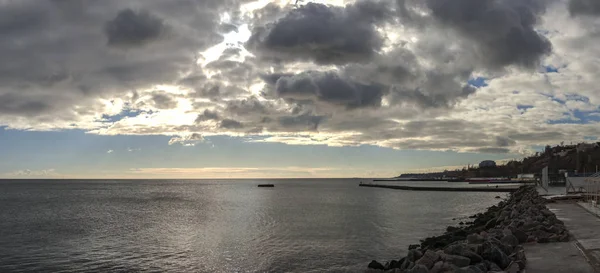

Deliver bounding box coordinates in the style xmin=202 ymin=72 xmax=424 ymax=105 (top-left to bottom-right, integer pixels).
xmin=479 ymin=160 xmax=496 ymax=168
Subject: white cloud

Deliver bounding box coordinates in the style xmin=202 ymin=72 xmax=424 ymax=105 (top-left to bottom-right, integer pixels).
xmin=4 ymin=169 xmax=58 ymax=177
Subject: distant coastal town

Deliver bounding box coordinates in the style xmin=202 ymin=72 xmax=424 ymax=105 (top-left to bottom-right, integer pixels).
xmin=395 ymin=142 xmax=600 ymax=183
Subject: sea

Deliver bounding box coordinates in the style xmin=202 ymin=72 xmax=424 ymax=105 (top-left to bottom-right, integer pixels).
xmin=0 ymin=179 xmax=505 ymax=273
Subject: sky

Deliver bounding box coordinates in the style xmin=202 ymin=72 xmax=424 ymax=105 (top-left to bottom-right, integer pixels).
xmin=1 ymin=0 xmax=600 ymax=179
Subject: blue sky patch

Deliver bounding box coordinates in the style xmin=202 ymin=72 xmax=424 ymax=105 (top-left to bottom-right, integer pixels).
xmin=101 ymin=109 xmax=149 ymax=122
xmin=543 ymin=65 xmax=559 ymax=73
xmin=517 ymin=104 xmax=534 ymax=111
xmin=468 ymin=77 xmax=488 ymax=88
xmin=565 ymin=94 xmax=590 ymax=103
xmin=548 ymin=109 xmax=600 ymax=124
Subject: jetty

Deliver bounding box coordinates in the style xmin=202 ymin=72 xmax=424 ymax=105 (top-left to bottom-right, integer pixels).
xmin=359 ymin=183 xmax=519 ymax=192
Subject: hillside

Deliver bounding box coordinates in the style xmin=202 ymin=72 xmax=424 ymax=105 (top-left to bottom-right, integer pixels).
xmin=399 ymin=142 xmax=600 ymax=179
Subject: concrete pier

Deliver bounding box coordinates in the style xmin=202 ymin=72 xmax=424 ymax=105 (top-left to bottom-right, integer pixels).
xmin=524 ymin=202 xmax=600 ymax=272
xmin=359 ymin=183 xmax=519 ymax=192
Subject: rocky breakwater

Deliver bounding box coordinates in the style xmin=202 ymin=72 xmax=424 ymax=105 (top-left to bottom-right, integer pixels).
xmin=367 ymin=186 xmax=569 ymax=273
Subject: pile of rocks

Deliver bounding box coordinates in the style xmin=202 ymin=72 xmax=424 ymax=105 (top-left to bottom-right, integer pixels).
xmin=367 ymin=186 xmax=569 ymax=272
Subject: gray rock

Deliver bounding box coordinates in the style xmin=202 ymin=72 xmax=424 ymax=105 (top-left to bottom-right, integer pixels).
xmin=467 ymin=234 xmax=484 ymax=244
xmin=485 ymin=218 xmax=498 ymax=229
xmin=445 ymin=254 xmax=471 ymax=267
xmin=454 ymin=265 xmax=485 ymax=273
xmin=368 ymin=260 xmax=385 ymax=270
xmin=429 ymin=261 xmax=444 ymax=273
xmin=482 ymin=242 xmax=511 ymax=269
xmin=501 ymin=234 xmax=519 ymax=247
xmin=505 ymin=261 xmax=520 ymax=273
xmin=401 ymin=259 xmax=414 ymax=270
xmin=415 ymin=250 xmax=439 ymax=269
xmin=461 ymin=250 xmax=483 ymax=264
xmin=407 ymin=264 xmax=429 ymax=273
xmin=407 ymin=249 xmax=423 ymax=262
xmin=445 ymin=243 xmax=466 ymax=255
xmin=512 ymin=229 xmax=528 ymax=243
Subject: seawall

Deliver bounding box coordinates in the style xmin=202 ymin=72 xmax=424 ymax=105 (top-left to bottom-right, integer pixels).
xmin=359 ymin=183 xmax=519 ymax=193
xmin=366 ymin=186 xmax=570 ymax=272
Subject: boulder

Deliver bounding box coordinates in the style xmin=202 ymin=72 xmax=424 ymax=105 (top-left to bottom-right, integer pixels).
xmin=482 ymin=242 xmax=511 ymax=269
xmin=485 ymin=218 xmax=498 ymax=229
xmin=368 ymin=260 xmax=385 ymax=270
xmin=454 ymin=265 xmax=485 ymax=273
xmin=400 ymin=259 xmax=414 ymax=270
xmin=407 ymin=264 xmax=429 ymax=273
xmin=501 ymin=234 xmax=519 ymax=247
xmin=505 ymin=261 xmax=520 ymax=273
xmin=485 ymin=260 xmax=503 ymax=271
xmin=429 ymin=261 xmax=444 ymax=273
xmin=467 ymin=234 xmax=484 ymax=244
xmin=461 ymin=250 xmax=483 ymax=264
xmin=512 ymin=229 xmax=528 ymax=243
xmin=445 ymin=254 xmax=471 ymax=267
xmin=415 ymin=250 xmax=440 ymax=269
xmin=407 ymin=249 xmax=423 ymax=262
xmin=444 ymin=243 xmax=466 ymax=256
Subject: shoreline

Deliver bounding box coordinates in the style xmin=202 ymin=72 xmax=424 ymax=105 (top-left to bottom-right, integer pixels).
xmin=367 ymin=186 xmax=569 ymax=272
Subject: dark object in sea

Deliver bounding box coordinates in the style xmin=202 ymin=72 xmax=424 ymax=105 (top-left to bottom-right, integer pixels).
xmin=258 ymin=184 xmax=274 ymax=187
xmin=495 ymin=196 xmax=501 ymax=198
xmin=367 ymin=260 xmax=385 ymax=270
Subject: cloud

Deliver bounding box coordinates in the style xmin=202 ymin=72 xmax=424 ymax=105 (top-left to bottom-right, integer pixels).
xmin=107 ymin=149 xmax=114 ymax=154
xmin=5 ymin=169 xmax=57 ymax=177
xmin=105 ymin=9 xmax=166 ymax=48
xmin=246 ymin=1 xmax=391 ymax=65
xmin=426 ymin=0 xmax=552 ymax=69
xmin=151 ymin=92 xmax=178 ymax=109
xmin=3 ymin=0 xmax=600 ymax=157
xmin=568 ymin=0 xmax=600 ymax=16
xmin=220 ymin=119 xmax=244 ymax=129
xmin=168 ymin=133 xmax=205 ymax=146
xmin=269 ymin=71 xmax=386 ymax=109
xmin=195 ymin=109 xmax=221 ymax=122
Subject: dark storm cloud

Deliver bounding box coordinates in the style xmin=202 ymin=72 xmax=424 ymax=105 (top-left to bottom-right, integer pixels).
xmin=426 ymin=0 xmax=552 ymax=69
xmin=105 ymin=9 xmax=166 ymax=47
xmin=277 ymin=114 xmax=325 ymax=131
xmin=0 ymin=0 xmax=249 ymax=123
xmin=246 ymin=1 xmax=392 ymax=65
xmin=225 ymin=97 xmax=271 ymax=116
xmin=195 ymin=109 xmax=220 ymax=123
xmin=271 ymin=71 xmax=386 ymax=109
xmin=220 ymin=119 xmax=244 ymax=129
xmin=0 ymin=93 xmax=54 ymax=117
xmin=569 ymin=0 xmax=600 ymax=16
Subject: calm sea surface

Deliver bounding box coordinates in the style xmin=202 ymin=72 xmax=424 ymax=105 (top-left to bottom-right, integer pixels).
xmin=0 ymin=179 xmax=505 ymax=272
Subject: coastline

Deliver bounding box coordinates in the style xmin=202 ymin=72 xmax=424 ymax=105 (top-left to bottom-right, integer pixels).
xmin=366 ymin=186 xmax=569 ymax=272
